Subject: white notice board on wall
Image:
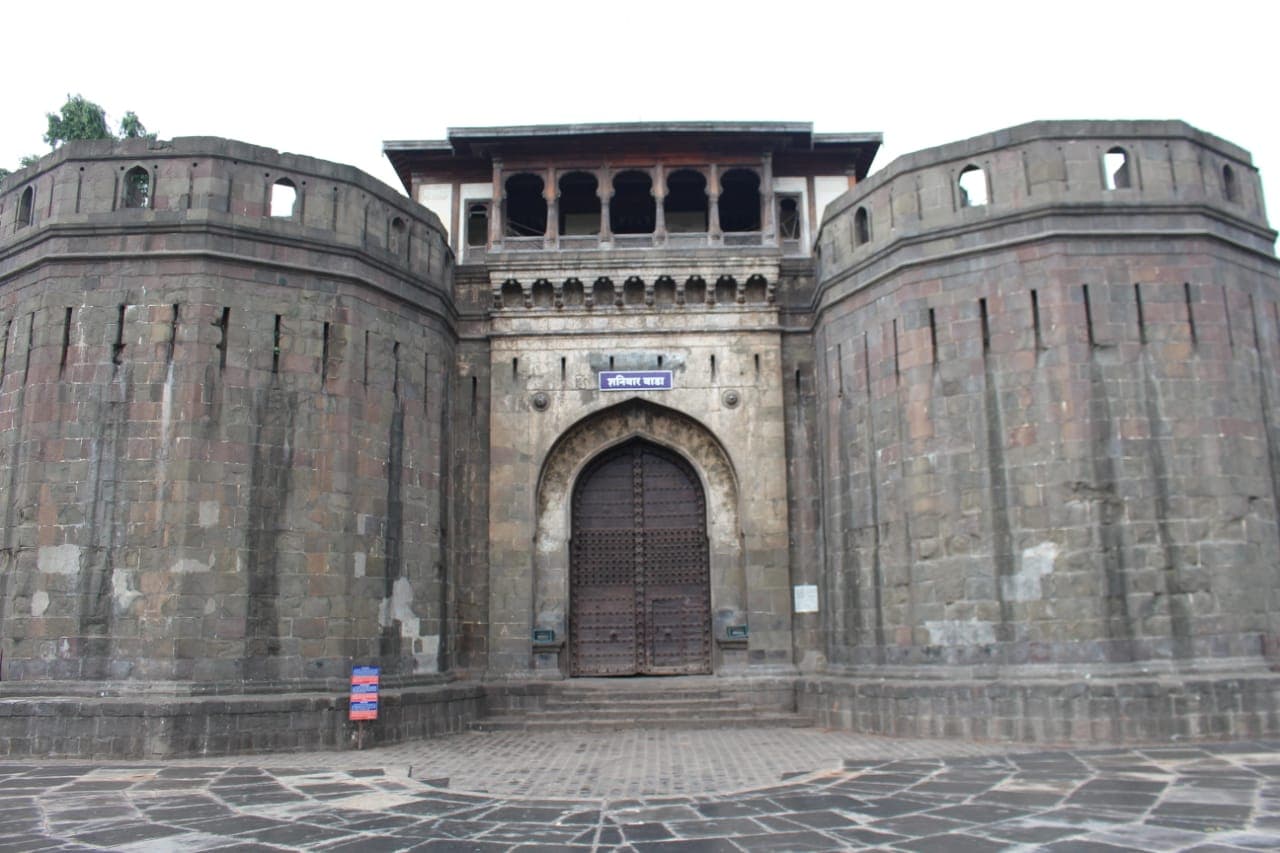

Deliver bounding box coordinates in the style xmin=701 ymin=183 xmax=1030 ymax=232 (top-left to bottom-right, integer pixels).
xmin=793 ymin=584 xmax=818 ymax=613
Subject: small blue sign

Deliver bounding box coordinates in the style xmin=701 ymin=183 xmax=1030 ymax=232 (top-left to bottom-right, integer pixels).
xmin=599 ymin=370 xmax=673 ymax=391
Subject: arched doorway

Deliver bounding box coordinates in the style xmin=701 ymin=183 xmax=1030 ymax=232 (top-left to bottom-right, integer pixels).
xmin=570 ymin=439 xmax=712 ymax=676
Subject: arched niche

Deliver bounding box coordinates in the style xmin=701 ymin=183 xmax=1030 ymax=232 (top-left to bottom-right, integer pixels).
xmin=533 ymin=399 xmax=746 ymax=669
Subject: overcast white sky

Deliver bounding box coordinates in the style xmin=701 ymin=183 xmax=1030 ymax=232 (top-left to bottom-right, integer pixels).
xmin=4 ymin=1 xmax=1278 ymax=225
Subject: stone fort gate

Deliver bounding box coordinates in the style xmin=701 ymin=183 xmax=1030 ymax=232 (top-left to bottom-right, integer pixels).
xmin=1 ymin=119 xmax=1279 ymax=756
xmin=534 ymin=400 xmax=747 ymax=677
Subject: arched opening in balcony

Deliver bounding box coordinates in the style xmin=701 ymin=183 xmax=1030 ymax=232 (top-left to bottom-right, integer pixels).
xmin=505 ymin=173 xmax=547 ymax=237
xmin=558 ymin=171 xmax=600 ymax=236
xmin=610 ymin=171 xmax=655 ymax=234
xmin=665 ymin=169 xmax=708 ymax=233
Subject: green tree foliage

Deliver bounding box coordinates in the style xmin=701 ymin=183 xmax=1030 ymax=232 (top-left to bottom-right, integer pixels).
xmin=43 ymin=95 xmax=155 ymax=149
xmin=44 ymin=94 xmax=113 ymax=147
xmin=118 ymin=111 xmax=150 ymax=140
xmin=4 ymin=96 xmax=156 ymax=179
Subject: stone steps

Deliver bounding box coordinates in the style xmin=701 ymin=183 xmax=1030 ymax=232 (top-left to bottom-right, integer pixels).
xmin=471 ymin=679 xmax=813 ymax=732
xmin=471 ymin=712 xmax=812 ymax=732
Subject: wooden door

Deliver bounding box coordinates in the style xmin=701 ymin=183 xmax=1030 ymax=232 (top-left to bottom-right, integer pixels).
xmin=570 ymin=440 xmax=711 ymax=676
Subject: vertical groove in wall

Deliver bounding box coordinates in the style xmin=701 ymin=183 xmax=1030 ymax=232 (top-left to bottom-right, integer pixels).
xmin=1248 ymin=296 xmax=1280 ymax=560
xmin=435 ymin=345 xmax=451 ymax=673
xmin=785 ymin=339 xmax=822 ymax=668
xmin=80 ymin=375 xmax=126 ymax=680
xmin=862 ymin=333 xmax=886 ymax=661
xmin=1137 ymin=290 xmax=1192 ymax=660
xmin=890 ymin=322 xmax=914 ymax=662
xmin=1086 ymin=285 xmax=1135 ymax=662
xmin=381 ymin=389 xmax=407 ymax=669
xmin=0 ymin=316 xmax=28 ymax=658
xmin=834 ymin=344 xmax=859 ymax=654
xmin=980 ymin=298 xmax=1016 ymax=646
xmin=243 ymin=388 xmax=295 ymax=679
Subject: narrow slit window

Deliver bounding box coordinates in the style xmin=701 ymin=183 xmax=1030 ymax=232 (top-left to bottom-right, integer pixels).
xmin=272 ymin=315 xmax=282 ymax=374
xmin=1103 ymin=147 xmax=1131 ymax=190
xmin=59 ymin=307 xmax=72 ymax=377
xmin=958 ymin=165 xmax=988 ymax=207
xmin=270 ymin=178 xmax=298 ymax=218
xmin=854 ymin=206 xmax=871 ymax=245
xmin=389 ymin=216 xmax=406 ymax=256
xmin=113 ymin=305 xmax=127 ymax=365
xmin=1222 ymin=164 xmax=1240 ymax=202
xmin=321 ymin=321 xmax=331 ymax=384
xmin=17 ymin=187 xmax=34 ymax=228
xmin=217 ymin=307 xmax=230 ymax=370
xmin=123 ymin=166 xmax=151 ymax=208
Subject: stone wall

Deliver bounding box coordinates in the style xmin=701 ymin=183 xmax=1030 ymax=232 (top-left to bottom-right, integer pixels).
xmin=812 ymin=120 xmax=1280 ymax=673
xmin=3 ymin=121 xmax=1280 ymax=757
xmin=0 ymin=682 xmax=483 ymax=758
xmin=483 ymin=285 xmax=794 ymax=676
xmin=0 ymin=137 xmax=459 ymax=691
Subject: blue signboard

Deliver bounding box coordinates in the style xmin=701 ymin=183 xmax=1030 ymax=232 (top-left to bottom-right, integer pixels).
xmin=599 ymin=370 xmax=673 ymax=391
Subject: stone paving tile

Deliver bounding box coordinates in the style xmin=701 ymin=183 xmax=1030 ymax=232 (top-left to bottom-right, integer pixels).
xmin=3 ymin=736 xmax=1279 ymax=850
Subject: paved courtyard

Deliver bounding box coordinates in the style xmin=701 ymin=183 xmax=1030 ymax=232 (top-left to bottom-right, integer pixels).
xmin=1 ymin=729 xmax=1277 ymax=851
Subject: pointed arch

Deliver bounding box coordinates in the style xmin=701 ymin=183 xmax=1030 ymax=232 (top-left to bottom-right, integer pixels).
xmin=533 ymin=399 xmax=745 ymax=669
xmin=122 ymin=166 xmax=150 ymax=209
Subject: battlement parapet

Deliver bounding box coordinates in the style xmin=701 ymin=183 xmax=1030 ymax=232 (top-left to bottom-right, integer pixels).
xmin=816 ymin=120 xmax=1275 ymax=302
xmin=0 ymin=136 xmax=452 ymax=294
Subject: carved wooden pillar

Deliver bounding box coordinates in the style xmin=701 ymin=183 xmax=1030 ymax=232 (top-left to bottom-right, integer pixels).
xmin=653 ymin=163 xmax=667 ymax=244
xmin=490 ymin=157 xmax=504 ymax=250
xmin=599 ymin=166 xmax=613 ymax=243
xmin=761 ymin=152 xmax=775 ymax=244
xmin=544 ymin=167 xmax=558 ymax=249
xmin=708 ymin=163 xmax=722 ymax=244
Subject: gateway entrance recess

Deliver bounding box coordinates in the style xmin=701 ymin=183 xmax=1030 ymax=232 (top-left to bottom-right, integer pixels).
xmin=569 ymin=439 xmax=712 ymax=676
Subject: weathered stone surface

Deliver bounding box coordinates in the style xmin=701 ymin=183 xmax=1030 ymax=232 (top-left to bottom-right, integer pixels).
xmin=1 ymin=121 xmax=1278 ymax=757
